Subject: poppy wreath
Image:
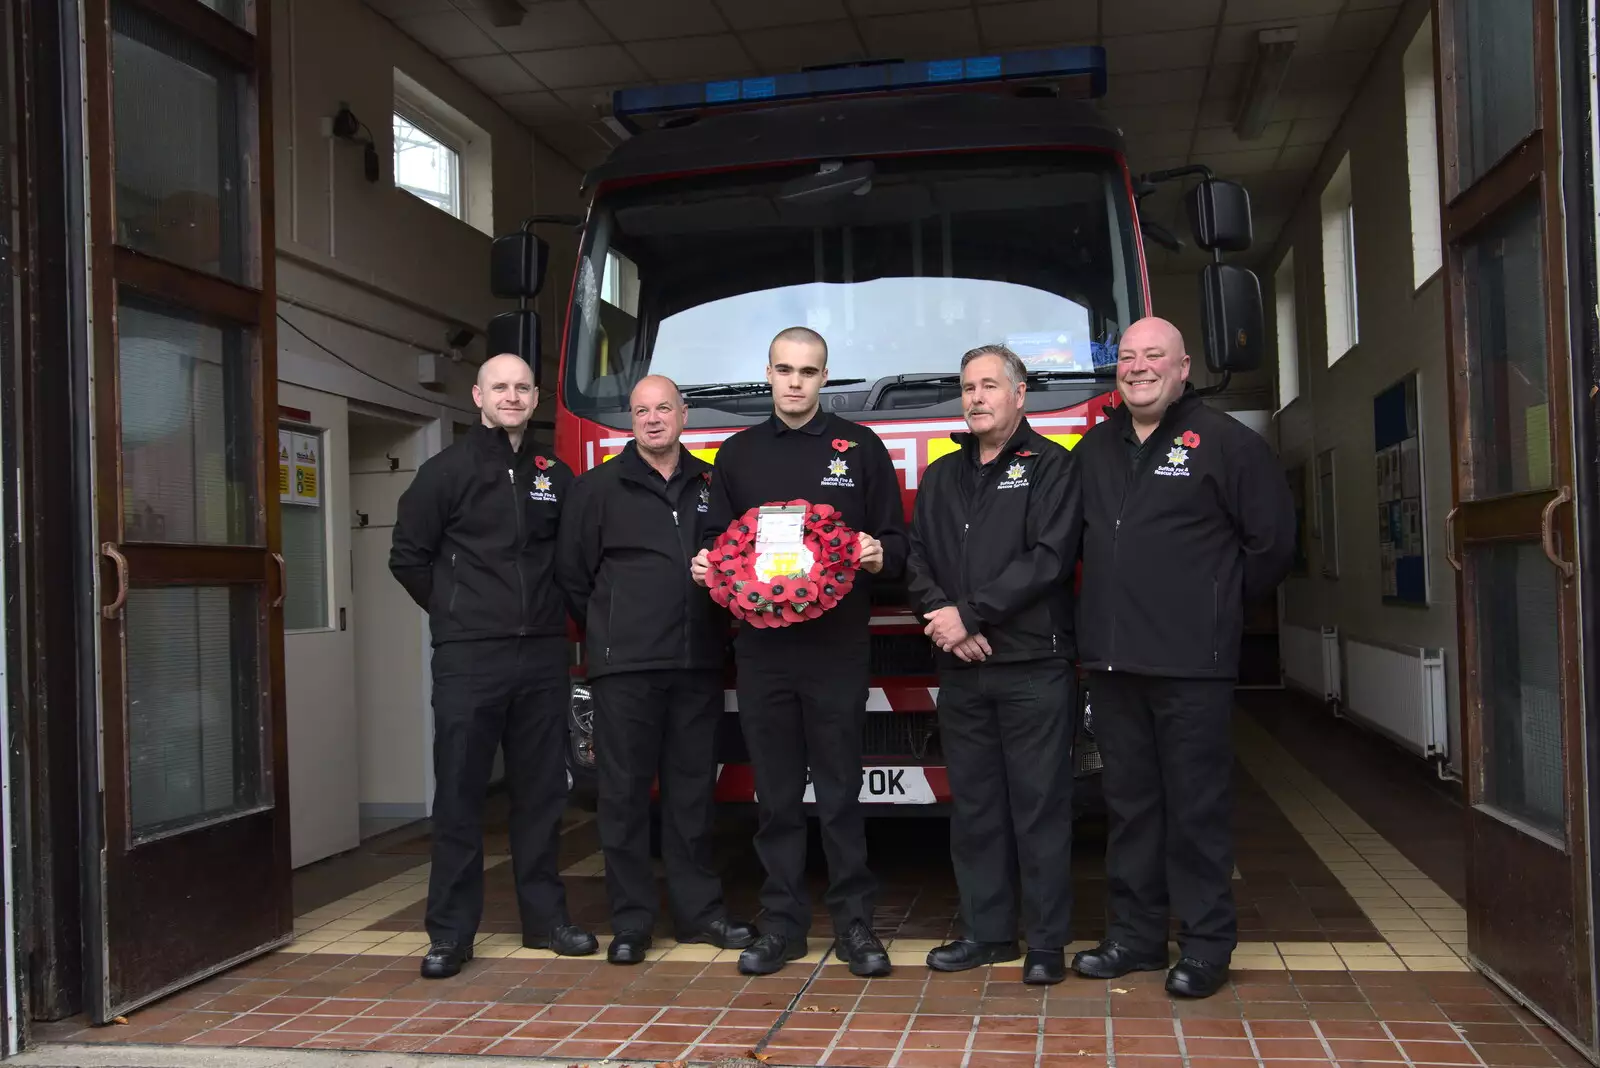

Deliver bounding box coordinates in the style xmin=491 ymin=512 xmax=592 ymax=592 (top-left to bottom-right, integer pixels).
xmin=706 ymin=499 xmax=861 ymax=628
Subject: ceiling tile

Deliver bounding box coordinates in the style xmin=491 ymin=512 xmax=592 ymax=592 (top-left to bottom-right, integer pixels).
xmin=1282 ymin=88 xmax=1353 ymax=119
xmin=742 ymin=20 xmax=866 ymax=70
xmin=1215 ymin=17 xmax=1335 ymax=65
xmin=1326 ymin=8 xmax=1401 ymax=53
xmin=1346 ymin=0 xmax=1403 ymax=8
xmin=497 ymin=90 xmax=576 ymax=125
xmin=1283 ymin=52 xmax=1371 ymax=92
xmin=535 ymin=120 xmax=614 ymax=170
xmin=860 ymin=9 xmax=982 ymax=60
xmin=1106 ymin=66 xmax=1207 ymax=106
xmin=364 ymin=0 xmax=455 ymax=17
xmin=1103 ymin=103 xmax=1198 ymax=135
xmin=715 ymin=0 xmax=847 ymax=30
xmin=1101 ymin=0 xmax=1222 ymax=38
xmin=1286 ymin=115 xmax=1340 ymax=146
xmin=516 ymin=44 xmax=646 ymax=88
xmin=586 ymin=0 xmax=729 ymax=41
xmin=1277 ymin=144 xmax=1325 ymax=172
xmin=1102 ymin=28 xmax=1215 ymax=74
xmin=461 ymin=1 xmax=611 ymax=51
xmin=1123 ymin=130 xmax=1194 ymax=158
xmin=626 ymin=34 xmax=753 ymax=81
xmin=554 ymin=86 xmax=621 ymax=117
xmin=847 ymin=0 xmax=968 ymax=15
xmin=1224 ymin=0 xmax=1342 ymax=22
xmin=454 ymin=54 xmax=543 ymax=94
xmin=1202 ymin=147 xmax=1285 ymax=175
xmin=394 ymin=11 xmax=499 ymax=58
xmin=1193 ymin=120 xmax=1289 ymax=155
xmin=977 ymin=1 xmax=1097 ymax=49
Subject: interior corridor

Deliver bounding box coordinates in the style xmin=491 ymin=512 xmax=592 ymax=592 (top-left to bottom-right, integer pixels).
xmin=33 ymin=694 xmax=1581 ymax=1068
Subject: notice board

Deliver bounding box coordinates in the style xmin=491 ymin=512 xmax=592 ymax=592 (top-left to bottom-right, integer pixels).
xmin=1374 ymin=373 xmax=1427 ymax=605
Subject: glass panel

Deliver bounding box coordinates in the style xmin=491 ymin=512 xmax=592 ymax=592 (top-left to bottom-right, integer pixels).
xmin=1461 ymin=194 xmax=1550 ymax=500
xmin=111 ymin=2 xmax=248 ymax=281
xmin=196 ymin=0 xmax=248 ymax=27
xmin=393 ymin=111 xmax=460 ymax=219
xmin=279 ymin=426 xmax=328 ymax=631
xmin=126 ymin=585 xmax=265 ymax=840
xmin=1471 ymin=541 xmax=1565 ymax=840
xmin=1452 ymin=0 xmax=1537 ymax=189
xmin=120 ymin=298 xmax=260 ymax=546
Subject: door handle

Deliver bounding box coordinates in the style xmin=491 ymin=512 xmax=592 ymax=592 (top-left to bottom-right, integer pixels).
xmin=100 ymin=542 xmax=128 ymax=619
xmin=1444 ymin=507 xmax=1461 ymax=572
xmin=1541 ymin=486 xmax=1575 ymax=580
xmin=271 ymin=552 xmax=286 ymax=608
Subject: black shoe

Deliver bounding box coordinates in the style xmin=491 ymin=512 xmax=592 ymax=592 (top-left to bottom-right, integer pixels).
xmin=738 ymin=932 xmax=807 ymax=975
xmin=926 ymin=939 xmax=1021 ymax=972
xmin=1166 ymin=957 xmax=1229 ymax=998
xmin=835 ymin=921 xmax=891 ymax=978
xmin=1023 ymin=948 xmax=1067 ymax=985
xmin=1071 ymin=940 xmax=1167 ymax=979
xmin=523 ymin=923 xmax=599 ymax=956
xmin=607 ymin=932 xmax=652 ymax=965
xmin=420 ymin=940 xmax=472 ymax=979
xmin=678 ymin=916 xmax=758 ymax=950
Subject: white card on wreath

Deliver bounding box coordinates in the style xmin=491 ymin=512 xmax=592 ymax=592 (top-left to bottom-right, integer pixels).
xmin=754 ymin=505 xmax=812 ymax=581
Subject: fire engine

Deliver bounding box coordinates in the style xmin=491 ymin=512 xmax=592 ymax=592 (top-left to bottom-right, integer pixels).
xmin=486 ymin=46 xmax=1264 ymax=819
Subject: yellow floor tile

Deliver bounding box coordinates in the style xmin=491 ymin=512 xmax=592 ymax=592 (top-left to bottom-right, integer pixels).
xmin=1274 ymin=942 xmax=1337 ymax=955
xmin=1281 ymin=956 xmax=1347 ymax=971
xmin=1404 ymin=955 xmax=1472 ymax=972
xmin=661 ymin=942 xmax=725 ymax=962
xmin=886 ymin=938 xmax=942 ymax=951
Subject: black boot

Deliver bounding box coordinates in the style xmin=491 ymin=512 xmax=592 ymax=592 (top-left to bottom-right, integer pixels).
xmin=606 ymin=932 xmax=652 ymax=965
xmin=678 ymin=916 xmax=758 ymax=950
xmin=926 ymin=939 xmax=1021 ymax=972
xmin=524 ymin=923 xmax=599 ymax=956
xmin=1071 ymin=940 xmax=1167 ymax=979
xmin=1022 ymin=948 xmax=1066 ymax=985
xmin=420 ymin=940 xmax=472 ymax=979
xmin=1166 ymin=957 xmax=1229 ymax=998
xmin=835 ymin=921 xmax=891 ymax=978
xmin=738 ymin=932 xmax=807 ymax=975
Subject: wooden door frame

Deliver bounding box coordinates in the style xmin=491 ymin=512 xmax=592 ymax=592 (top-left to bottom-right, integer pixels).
xmin=1435 ymin=0 xmax=1593 ymax=1048
xmin=79 ymin=0 xmax=288 ymax=1020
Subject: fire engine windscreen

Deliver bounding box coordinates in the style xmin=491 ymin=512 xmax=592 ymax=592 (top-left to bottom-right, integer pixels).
xmin=563 ymin=152 xmax=1140 ymax=417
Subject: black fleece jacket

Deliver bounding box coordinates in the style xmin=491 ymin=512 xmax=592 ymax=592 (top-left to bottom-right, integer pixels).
xmin=1075 ymin=389 xmax=1296 ymax=679
xmin=906 ymin=419 xmax=1082 ymax=668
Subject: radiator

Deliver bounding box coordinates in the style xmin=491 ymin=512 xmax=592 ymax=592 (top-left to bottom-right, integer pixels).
xmin=1343 ymin=637 xmax=1449 ymax=760
xmin=1282 ymin=624 xmax=1341 ymax=702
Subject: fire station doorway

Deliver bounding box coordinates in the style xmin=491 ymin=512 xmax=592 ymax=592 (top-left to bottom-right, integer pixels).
xmin=1436 ymin=0 xmax=1595 ymax=1054
xmin=78 ymin=0 xmax=292 ymax=1023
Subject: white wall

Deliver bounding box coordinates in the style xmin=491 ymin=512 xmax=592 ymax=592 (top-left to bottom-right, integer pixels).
xmin=1266 ymin=0 xmax=1461 ymax=767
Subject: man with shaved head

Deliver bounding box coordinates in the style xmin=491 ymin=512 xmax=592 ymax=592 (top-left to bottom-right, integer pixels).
xmin=391 ymin=352 xmax=599 ymax=979
xmin=1069 ymin=318 xmax=1294 ymax=998
xmin=556 ymin=376 xmax=755 ymax=964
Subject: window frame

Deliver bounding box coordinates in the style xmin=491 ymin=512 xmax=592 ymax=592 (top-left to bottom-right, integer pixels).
xmin=392 ymin=100 xmax=463 ymax=221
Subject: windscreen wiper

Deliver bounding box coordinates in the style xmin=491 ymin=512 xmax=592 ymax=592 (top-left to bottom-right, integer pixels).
xmin=679 ymin=378 xmax=866 ymax=398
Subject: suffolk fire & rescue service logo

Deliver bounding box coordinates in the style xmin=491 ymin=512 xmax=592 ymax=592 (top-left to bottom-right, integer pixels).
xmin=996 ymin=448 xmax=1033 ymax=491
xmin=529 ymin=455 xmax=559 ymax=502
xmin=822 ymin=437 xmax=857 ymax=488
xmin=1155 ymin=431 xmax=1201 ymax=478
xmin=698 ymin=471 xmax=711 ymax=513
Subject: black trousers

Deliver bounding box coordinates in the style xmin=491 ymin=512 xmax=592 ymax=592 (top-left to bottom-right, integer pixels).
xmin=1088 ymin=670 xmax=1237 ymax=965
xmin=937 ymin=659 xmax=1077 ymax=948
xmin=592 ymin=669 xmax=726 ymax=936
xmin=425 ymin=636 xmax=570 ymax=945
xmin=736 ymin=644 xmax=874 ymax=939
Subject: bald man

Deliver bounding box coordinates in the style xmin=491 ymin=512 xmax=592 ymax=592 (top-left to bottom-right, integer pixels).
xmin=1070 ymin=319 xmax=1295 ymax=998
xmin=556 ymin=376 xmax=755 ymax=964
xmin=392 ymin=353 xmax=599 ymax=979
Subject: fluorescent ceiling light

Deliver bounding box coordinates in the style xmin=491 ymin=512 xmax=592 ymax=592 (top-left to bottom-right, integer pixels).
xmin=1233 ymin=27 xmax=1297 ymax=140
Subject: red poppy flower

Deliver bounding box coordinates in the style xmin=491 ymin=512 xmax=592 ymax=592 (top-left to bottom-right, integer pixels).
xmin=533 ymin=455 xmax=550 ymax=470
xmin=831 ymin=438 xmax=852 ymax=452
xmin=1182 ymin=431 xmax=1201 ymax=449
xmin=1016 ymin=449 xmax=1035 ymax=457
xmin=701 ymin=470 xmax=712 ymax=483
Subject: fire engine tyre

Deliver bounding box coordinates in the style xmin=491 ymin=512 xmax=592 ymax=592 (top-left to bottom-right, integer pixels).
xmin=566 ymin=741 xmax=598 ymax=811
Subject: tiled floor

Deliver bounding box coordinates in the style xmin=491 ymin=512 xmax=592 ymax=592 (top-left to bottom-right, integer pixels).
xmin=29 ymin=698 xmax=1592 ymax=1067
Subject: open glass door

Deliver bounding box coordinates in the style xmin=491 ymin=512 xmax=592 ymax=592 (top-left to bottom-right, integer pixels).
xmin=81 ymin=0 xmax=289 ymax=1021
xmin=1436 ymin=0 xmax=1594 ymax=1051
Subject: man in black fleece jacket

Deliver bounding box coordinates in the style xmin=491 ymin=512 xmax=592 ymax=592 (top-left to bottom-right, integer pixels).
xmin=556 ymin=375 xmax=756 ymax=965
xmin=906 ymin=344 xmax=1083 ymax=986
xmin=389 ymin=353 xmax=598 ymax=980
xmin=1070 ymin=318 xmax=1294 ymax=999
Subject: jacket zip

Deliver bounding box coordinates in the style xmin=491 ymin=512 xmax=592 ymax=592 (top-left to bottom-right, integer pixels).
xmin=447 ymin=552 xmax=459 ymax=620
xmin=1211 ymin=578 xmax=1219 ymax=665
xmin=509 ymin=466 xmax=527 ymax=635
xmin=605 ymin=587 xmax=614 ymax=664
xmin=671 ymin=500 xmax=692 ymax=665
xmin=1107 ymin=405 xmax=1188 ymax=670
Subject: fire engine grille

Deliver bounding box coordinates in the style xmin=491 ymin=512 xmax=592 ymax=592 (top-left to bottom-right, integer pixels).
xmin=870 ymin=633 xmax=935 ymax=677
xmin=861 ymin=711 xmax=941 ymax=761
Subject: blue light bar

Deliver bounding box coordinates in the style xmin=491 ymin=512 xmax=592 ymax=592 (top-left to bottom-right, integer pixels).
xmin=612 ymin=46 xmax=1107 ymax=119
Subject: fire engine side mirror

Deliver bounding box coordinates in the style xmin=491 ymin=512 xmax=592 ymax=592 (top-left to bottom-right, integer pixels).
xmin=486 ymin=309 xmax=542 ymax=382
xmin=490 ymin=231 xmax=550 ymax=298
xmin=1198 ymin=263 xmax=1264 ymax=375
xmin=1186 ymin=178 xmax=1253 ymax=253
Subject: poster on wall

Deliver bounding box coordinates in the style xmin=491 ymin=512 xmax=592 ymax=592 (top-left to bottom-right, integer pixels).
xmin=278 ymin=430 xmax=293 ymax=505
xmin=291 ymin=432 xmax=321 ymax=506
xmin=1374 ymin=373 xmax=1427 ymax=605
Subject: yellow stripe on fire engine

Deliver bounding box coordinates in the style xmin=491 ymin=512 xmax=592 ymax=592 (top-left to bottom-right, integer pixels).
xmin=600 ymin=447 xmax=720 ymax=464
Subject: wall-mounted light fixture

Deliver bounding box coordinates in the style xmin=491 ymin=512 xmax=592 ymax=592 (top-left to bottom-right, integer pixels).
xmin=1233 ymin=28 xmax=1297 ymax=141
xmin=331 ymin=104 xmax=381 ymax=183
